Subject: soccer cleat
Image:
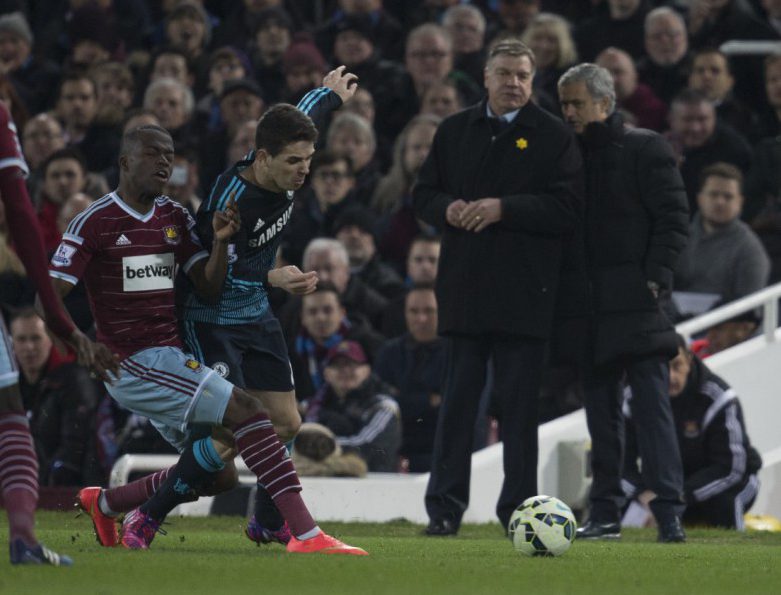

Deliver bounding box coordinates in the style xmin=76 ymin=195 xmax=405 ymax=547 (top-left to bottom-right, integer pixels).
xmin=10 ymin=539 xmax=73 ymax=567
xmin=245 ymin=516 xmax=291 ymax=546
xmin=75 ymin=487 xmax=119 ymax=547
xmin=286 ymin=531 xmax=368 ymax=556
xmin=120 ymin=508 xmax=165 ymax=550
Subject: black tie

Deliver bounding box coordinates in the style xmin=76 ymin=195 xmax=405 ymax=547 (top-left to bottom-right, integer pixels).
xmin=490 ymin=117 xmax=509 ymax=135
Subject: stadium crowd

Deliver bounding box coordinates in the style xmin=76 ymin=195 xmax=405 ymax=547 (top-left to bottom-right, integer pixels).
xmin=0 ymin=0 xmax=773 ymax=530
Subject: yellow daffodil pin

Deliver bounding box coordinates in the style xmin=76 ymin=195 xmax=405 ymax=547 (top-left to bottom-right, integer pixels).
xmin=515 ymin=137 xmax=528 ymax=151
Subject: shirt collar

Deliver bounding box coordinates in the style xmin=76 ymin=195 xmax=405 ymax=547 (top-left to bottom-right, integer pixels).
xmin=486 ymin=104 xmax=520 ymax=123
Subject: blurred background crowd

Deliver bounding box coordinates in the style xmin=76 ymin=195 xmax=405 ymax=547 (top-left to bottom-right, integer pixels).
xmin=1 ymin=0 xmax=780 ymax=487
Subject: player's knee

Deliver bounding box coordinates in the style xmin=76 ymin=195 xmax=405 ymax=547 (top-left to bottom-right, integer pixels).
xmin=223 ymin=388 xmax=266 ymax=426
xmin=273 ymin=409 xmax=302 ymax=443
xmin=198 ymin=461 xmax=239 ymax=496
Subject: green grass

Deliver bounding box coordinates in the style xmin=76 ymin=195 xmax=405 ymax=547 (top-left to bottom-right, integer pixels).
xmin=1 ymin=512 xmax=780 ymax=595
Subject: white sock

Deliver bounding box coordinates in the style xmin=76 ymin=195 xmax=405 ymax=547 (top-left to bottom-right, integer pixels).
xmin=297 ymin=526 xmax=321 ymax=541
xmin=98 ymin=491 xmax=117 ymax=517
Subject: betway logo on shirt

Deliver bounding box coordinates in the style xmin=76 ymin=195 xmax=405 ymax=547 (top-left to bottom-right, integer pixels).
xmin=122 ymin=253 xmax=175 ymax=292
xmin=248 ymin=204 xmax=293 ymax=248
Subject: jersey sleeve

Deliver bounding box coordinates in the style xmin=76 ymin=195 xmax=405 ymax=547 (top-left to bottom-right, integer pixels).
xmin=48 ymin=211 xmax=99 ymax=286
xmin=296 ymin=87 xmax=343 ymax=134
xmin=0 ymin=103 xmax=29 ymax=177
xmin=175 ymin=205 xmax=209 ymax=274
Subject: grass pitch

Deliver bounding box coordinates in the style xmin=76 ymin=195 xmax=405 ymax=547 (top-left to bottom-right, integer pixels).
xmin=1 ymin=512 xmax=780 ymax=595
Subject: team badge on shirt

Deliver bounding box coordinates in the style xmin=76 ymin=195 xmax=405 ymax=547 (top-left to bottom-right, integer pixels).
xmin=184 ymin=359 xmax=203 ymax=372
xmin=163 ymin=225 xmax=181 ymax=245
xmin=683 ymin=420 xmax=700 ymax=438
xmin=212 ymin=362 xmax=230 ymax=378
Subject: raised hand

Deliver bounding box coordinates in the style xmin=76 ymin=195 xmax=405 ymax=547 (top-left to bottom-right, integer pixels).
xmin=268 ymin=265 xmax=319 ymax=295
xmin=323 ymin=65 xmax=359 ymax=103
xmin=213 ymin=193 xmax=241 ymax=242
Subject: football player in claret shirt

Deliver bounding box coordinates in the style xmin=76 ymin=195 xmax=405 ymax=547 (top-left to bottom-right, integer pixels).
xmin=0 ymin=102 xmax=109 ymax=566
xmin=77 ymin=67 xmax=359 ymax=549
xmin=50 ymin=123 xmax=366 ymax=555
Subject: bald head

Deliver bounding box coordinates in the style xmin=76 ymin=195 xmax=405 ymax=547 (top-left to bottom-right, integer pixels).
xmin=596 ymin=47 xmax=637 ymax=100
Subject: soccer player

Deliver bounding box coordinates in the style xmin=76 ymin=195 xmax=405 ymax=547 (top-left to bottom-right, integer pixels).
xmin=0 ymin=101 xmax=110 ymax=566
xmin=49 ymin=124 xmax=366 ymax=555
xmin=78 ymin=68 xmax=358 ymax=548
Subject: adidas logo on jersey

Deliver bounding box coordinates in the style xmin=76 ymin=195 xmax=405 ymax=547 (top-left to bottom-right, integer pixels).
xmin=253 ymin=218 xmax=265 ymax=232
xmin=116 ymin=234 xmax=132 ymax=246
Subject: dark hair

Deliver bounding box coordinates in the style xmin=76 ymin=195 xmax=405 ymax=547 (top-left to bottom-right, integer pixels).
xmin=671 ymin=88 xmax=710 ymax=108
xmin=120 ymin=125 xmax=172 ymax=157
xmin=311 ymin=149 xmax=353 ymax=175
xmin=699 ymin=161 xmax=743 ymax=191
xmin=89 ymin=61 xmax=135 ymax=93
xmin=42 ymin=147 xmax=87 ymax=176
xmin=692 ymin=47 xmax=732 ymax=75
xmin=408 ymin=281 xmax=436 ymax=292
xmin=9 ymin=306 xmax=41 ymax=326
xmin=58 ymin=69 xmax=97 ymax=100
xmin=304 ymin=281 xmax=343 ymax=305
xmin=254 ymin=103 xmax=317 ymax=156
xmin=675 ymin=333 xmax=688 ymax=353
xmin=409 ymin=234 xmax=441 ymax=250
xmin=151 ymin=46 xmax=194 ymax=75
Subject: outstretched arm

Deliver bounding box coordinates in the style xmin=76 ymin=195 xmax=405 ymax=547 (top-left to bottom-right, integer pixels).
xmin=187 ymin=196 xmax=240 ymax=302
xmin=296 ymin=66 xmax=358 ymax=132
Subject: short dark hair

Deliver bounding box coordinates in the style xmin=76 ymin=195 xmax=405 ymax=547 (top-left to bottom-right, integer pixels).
xmin=254 ymin=103 xmax=318 ymax=156
xmin=675 ymin=333 xmax=688 ymax=353
xmin=151 ymin=46 xmax=194 ymax=75
xmin=120 ymin=125 xmax=172 ymax=157
xmin=409 ymin=234 xmax=441 ymax=250
xmin=671 ymin=88 xmax=710 ymax=108
xmin=692 ymin=47 xmax=732 ymax=75
xmin=58 ymin=69 xmax=97 ymax=100
xmin=42 ymin=147 xmax=87 ymax=176
xmin=311 ymin=149 xmax=353 ymax=175
xmin=304 ymin=281 xmax=343 ymax=305
xmin=9 ymin=306 xmax=41 ymax=327
xmin=699 ymin=161 xmax=743 ymax=191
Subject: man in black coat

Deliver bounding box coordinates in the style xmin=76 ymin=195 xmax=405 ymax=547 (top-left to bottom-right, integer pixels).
xmin=413 ymin=39 xmax=583 ymax=535
xmin=558 ymin=63 xmax=689 ymax=542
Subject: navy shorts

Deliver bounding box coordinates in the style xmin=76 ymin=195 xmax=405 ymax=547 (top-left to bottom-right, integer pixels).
xmin=181 ymin=315 xmax=294 ymax=392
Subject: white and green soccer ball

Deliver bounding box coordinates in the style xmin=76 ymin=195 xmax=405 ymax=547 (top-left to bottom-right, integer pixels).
xmin=507 ymin=495 xmax=577 ymax=557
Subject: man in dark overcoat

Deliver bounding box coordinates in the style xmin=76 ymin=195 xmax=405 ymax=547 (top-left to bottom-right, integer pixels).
xmin=558 ymin=63 xmax=689 ymax=542
xmin=413 ymin=39 xmax=583 ymax=535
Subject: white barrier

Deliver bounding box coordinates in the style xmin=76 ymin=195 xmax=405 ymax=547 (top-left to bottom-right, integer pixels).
xmin=110 ymin=283 xmax=781 ymax=521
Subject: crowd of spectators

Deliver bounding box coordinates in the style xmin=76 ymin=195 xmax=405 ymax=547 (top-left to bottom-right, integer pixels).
xmin=0 ymin=0 xmax=779 ymax=486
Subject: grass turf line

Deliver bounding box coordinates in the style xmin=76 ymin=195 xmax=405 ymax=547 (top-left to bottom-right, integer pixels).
xmin=0 ymin=511 xmax=779 ymax=595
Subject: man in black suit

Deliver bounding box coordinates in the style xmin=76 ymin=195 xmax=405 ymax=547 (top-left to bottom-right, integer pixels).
xmin=558 ymin=63 xmax=689 ymax=542
xmin=414 ymin=39 xmax=583 ymax=535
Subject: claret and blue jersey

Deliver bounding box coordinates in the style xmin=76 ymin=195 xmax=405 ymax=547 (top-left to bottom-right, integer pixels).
xmin=177 ymin=87 xmax=342 ymax=325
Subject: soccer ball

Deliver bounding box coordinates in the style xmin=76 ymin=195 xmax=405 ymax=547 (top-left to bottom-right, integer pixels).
xmin=507 ymin=495 xmax=577 ymax=557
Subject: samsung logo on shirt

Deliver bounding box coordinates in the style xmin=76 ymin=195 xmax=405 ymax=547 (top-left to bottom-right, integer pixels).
xmin=248 ymin=204 xmax=293 ymax=248
xmin=122 ymin=253 xmax=175 ymax=291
